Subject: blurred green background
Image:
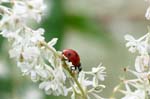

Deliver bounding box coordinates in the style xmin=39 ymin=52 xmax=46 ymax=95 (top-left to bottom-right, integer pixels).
xmin=0 ymin=0 xmax=149 ymax=99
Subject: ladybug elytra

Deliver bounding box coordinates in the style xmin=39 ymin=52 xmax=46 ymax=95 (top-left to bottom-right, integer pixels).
xmin=62 ymin=49 xmax=82 ymax=72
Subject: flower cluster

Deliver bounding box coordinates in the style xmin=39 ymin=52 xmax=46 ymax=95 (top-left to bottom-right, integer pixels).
xmin=0 ymin=0 xmax=68 ymax=96
xmin=112 ymin=0 xmax=150 ymax=99
xmin=117 ymin=33 xmax=150 ymax=99
xmin=0 ymin=0 xmax=107 ymax=99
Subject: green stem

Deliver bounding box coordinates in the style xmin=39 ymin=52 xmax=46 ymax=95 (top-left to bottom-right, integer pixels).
xmin=41 ymin=41 xmax=87 ymax=99
xmin=63 ymin=63 xmax=87 ymax=99
xmin=72 ymin=74 xmax=87 ymax=99
xmin=110 ymin=82 xmax=123 ymax=99
xmin=40 ymin=41 xmax=59 ymax=58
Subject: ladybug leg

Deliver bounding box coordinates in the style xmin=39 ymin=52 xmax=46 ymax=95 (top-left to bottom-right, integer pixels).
xmin=77 ymin=63 xmax=82 ymax=72
xmin=78 ymin=66 xmax=82 ymax=72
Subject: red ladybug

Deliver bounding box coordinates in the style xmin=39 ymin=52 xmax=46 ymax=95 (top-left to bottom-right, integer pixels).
xmin=62 ymin=49 xmax=82 ymax=72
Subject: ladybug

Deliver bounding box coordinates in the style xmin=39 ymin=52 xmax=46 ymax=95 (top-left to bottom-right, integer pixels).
xmin=62 ymin=49 xmax=82 ymax=72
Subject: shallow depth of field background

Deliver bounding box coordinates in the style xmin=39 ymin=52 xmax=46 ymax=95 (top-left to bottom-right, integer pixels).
xmin=0 ymin=0 xmax=148 ymax=99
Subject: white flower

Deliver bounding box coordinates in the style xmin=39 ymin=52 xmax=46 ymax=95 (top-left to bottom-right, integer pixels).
xmin=39 ymin=67 xmax=67 ymax=96
xmin=135 ymin=55 xmax=150 ymax=72
xmin=124 ymin=34 xmax=137 ymax=53
xmin=92 ymin=64 xmax=106 ymax=81
xmin=22 ymin=47 xmax=40 ymax=60
xmin=78 ymin=71 xmax=93 ymax=87
xmin=39 ymin=80 xmax=68 ymax=96
xmin=120 ymin=80 xmax=146 ymax=99
xmin=145 ymin=0 xmax=150 ymax=19
xmin=54 ymin=67 xmax=66 ymax=83
xmin=125 ymin=34 xmax=148 ymax=54
xmin=29 ymin=28 xmax=45 ymax=43
xmin=0 ymin=14 xmax=21 ymax=32
xmin=9 ymin=46 xmax=40 ymax=62
xmin=146 ymin=7 xmax=150 ymax=20
xmin=125 ymin=34 xmax=135 ymax=41
xmin=13 ymin=0 xmax=46 ymax=22
xmin=122 ymin=89 xmax=145 ymax=99
xmin=9 ymin=46 xmax=22 ymax=59
xmin=18 ymin=62 xmax=38 ymax=82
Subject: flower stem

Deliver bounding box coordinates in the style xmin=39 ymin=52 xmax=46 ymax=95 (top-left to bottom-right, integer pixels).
xmin=72 ymin=74 xmax=87 ymax=99
xmin=63 ymin=63 xmax=87 ymax=99
xmin=39 ymin=41 xmax=60 ymax=58
xmin=41 ymin=41 xmax=87 ymax=99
